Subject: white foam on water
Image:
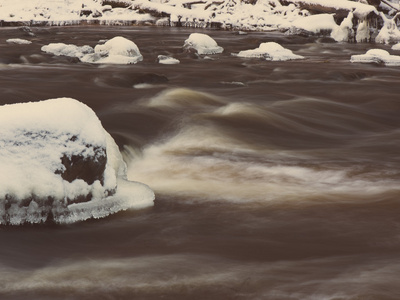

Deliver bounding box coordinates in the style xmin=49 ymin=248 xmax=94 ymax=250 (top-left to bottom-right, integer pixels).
xmin=126 ymin=123 xmax=400 ymax=204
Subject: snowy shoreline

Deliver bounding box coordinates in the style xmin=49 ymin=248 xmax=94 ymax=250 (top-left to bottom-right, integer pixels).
xmin=1 ymin=0 xmax=400 ymax=43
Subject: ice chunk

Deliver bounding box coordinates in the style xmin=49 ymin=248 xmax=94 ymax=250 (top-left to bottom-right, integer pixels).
xmin=183 ymin=33 xmax=223 ymax=55
xmin=81 ymin=36 xmax=143 ymax=64
xmin=0 ymin=98 xmax=154 ymax=225
xmin=6 ymin=38 xmax=32 ymax=45
xmin=350 ymin=49 xmax=400 ymax=66
xmin=157 ymin=55 xmax=180 ymax=64
xmin=233 ymin=42 xmax=304 ymax=61
xmin=41 ymin=43 xmax=94 ymax=58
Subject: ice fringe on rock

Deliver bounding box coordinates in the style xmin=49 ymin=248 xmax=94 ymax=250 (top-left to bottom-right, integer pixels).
xmin=0 ymin=98 xmax=154 ymax=225
xmin=183 ymin=33 xmax=223 ymax=55
xmin=233 ymin=42 xmax=304 ymax=61
xmin=350 ymin=49 xmax=400 ymax=66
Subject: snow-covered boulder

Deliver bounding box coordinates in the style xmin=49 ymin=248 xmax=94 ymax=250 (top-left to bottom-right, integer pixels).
xmin=183 ymin=33 xmax=224 ymax=55
xmin=233 ymin=42 xmax=304 ymax=61
xmin=81 ymin=36 xmax=143 ymax=64
xmin=0 ymin=98 xmax=154 ymax=225
xmin=6 ymin=38 xmax=32 ymax=45
xmin=350 ymin=49 xmax=400 ymax=66
xmin=41 ymin=43 xmax=94 ymax=58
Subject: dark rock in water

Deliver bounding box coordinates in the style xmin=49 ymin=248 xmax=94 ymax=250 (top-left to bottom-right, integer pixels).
xmin=132 ymin=73 xmax=169 ymax=85
xmin=57 ymin=144 xmax=107 ymax=186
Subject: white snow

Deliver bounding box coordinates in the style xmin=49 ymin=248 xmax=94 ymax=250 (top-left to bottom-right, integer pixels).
xmin=0 ymin=98 xmax=154 ymax=225
xmin=6 ymin=38 xmax=32 ymax=45
xmin=233 ymin=42 xmax=304 ymax=61
xmin=158 ymin=55 xmax=180 ymax=64
xmin=41 ymin=37 xmax=143 ymax=65
xmin=350 ymin=49 xmax=400 ymax=66
xmin=183 ymin=33 xmax=223 ymax=55
xmin=287 ymin=0 xmax=377 ymax=19
xmin=289 ymin=14 xmax=338 ymax=34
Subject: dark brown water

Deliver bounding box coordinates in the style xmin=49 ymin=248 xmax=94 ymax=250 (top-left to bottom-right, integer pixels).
xmin=1 ymin=26 xmax=400 ymax=300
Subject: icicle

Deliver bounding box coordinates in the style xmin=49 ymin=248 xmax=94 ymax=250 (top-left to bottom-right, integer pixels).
xmin=375 ymin=12 xmax=400 ymax=44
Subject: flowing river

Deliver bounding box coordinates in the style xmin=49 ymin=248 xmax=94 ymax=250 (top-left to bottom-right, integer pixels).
xmin=1 ymin=25 xmax=400 ymax=300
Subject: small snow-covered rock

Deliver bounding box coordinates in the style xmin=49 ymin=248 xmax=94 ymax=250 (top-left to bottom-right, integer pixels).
xmin=81 ymin=36 xmax=143 ymax=64
xmin=157 ymin=55 xmax=180 ymax=64
xmin=233 ymin=42 xmax=304 ymax=61
xmin=183 ymin=33 xmax=223 ymax=55
xmin=6 ymin=38 xmax=32 ymax=45
xmin=350 ymin=49 xmax=400 ymax=66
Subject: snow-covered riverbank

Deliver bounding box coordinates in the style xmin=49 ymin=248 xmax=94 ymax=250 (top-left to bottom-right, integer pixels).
xmin=1 ymin=0 xmax=400 ymax=43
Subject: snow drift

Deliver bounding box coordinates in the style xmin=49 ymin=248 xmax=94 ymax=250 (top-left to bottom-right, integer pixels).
xmin=0 ymin=98 xmax=154 ymax=225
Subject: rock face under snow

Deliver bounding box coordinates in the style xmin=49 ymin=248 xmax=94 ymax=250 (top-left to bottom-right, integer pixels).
xmin=183 ymin=33 xmax=224 ymax=55
xmin=233 ymin=42 xmax=304 ymax=61
xmin=0 ymin=98 xmax=154 ymax=225
xmin=350 ymin=49 xmax=400 ymax=66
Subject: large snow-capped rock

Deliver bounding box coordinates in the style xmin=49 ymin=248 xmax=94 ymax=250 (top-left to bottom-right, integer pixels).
xmin=183 ymin=33 xmax=224 ymax=55
xmin=0 ymin=98 xmax=154 ymax=225
xmin=233 ymin=42 xmax=304 ymax=61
